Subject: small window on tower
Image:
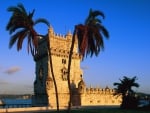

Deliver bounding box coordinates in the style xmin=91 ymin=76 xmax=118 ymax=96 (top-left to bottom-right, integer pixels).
xmin=61 ymin=67 xmax=68 ymax=81
xmin=62 ymin=59 xmax=66 ymax=64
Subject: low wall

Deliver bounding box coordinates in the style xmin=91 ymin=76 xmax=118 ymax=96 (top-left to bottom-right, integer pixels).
xmin=0 ymin=105 xmax=119 ymax=113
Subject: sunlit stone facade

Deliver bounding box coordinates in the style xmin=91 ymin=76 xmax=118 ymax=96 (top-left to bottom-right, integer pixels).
xmin=32 ymin=26 xmax=122 ymax=107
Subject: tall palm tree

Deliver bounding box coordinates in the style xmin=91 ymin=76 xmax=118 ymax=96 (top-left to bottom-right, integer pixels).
xmin=6 ymin=3 xmax=49 ymax=55
xmin=67 ymin=9 xmax=109 ymax=112
xmin=113 ymin=76 xmax=139 ymax=108
xmin=6 ymin=3 xmax=59 ymax=112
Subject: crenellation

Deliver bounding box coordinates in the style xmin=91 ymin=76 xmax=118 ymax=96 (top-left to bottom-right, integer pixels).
xmin=84 ymin=87 xmax=115 ymax=95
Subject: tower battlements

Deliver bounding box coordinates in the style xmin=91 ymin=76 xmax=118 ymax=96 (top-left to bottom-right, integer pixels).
xmin=85 ymin=87 xmax=115 ymax=94
xmin=48 ymin=26 xmax=78 ymax=53
xmin=34 ymin=26 xmax=81 ymax=61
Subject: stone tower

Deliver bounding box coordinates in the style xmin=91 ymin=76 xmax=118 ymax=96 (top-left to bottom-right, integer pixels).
xmin=32 ymin=26 xmax=83 ymax=107
xmin=32 ymin=26 xmax=122 ymax=107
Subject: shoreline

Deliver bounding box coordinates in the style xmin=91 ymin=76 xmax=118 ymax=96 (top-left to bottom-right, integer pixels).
xmin=0 ymin=105 xmax=119 ymax=113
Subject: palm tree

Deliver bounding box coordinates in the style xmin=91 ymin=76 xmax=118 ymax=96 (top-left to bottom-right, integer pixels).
xmin=113 ymin=76 xmax=139 ymax=109
xmin=67 ymin=9 xmax=109 ymax=112
xmin=6 ymin=3 xmax=49 ymax=55
xmin=6 ymin=3 xmax=59 ymax=112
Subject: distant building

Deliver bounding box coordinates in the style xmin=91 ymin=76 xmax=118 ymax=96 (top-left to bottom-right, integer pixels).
xmin=32 ymin=26 xmax=122 ymax=108
xmin=0 ymin=99 xmax=5 ymax=107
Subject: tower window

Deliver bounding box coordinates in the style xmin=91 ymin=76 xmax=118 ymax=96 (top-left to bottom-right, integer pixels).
xmin=62 ymin=59 xmax=66 ymax=64
xmin=90 ymin=100 xmax=93 ymax=103
xmin=97 ymin=100 xmax=101 ymax=103
xmin=61 ymin=67 xmax=68 ymax=81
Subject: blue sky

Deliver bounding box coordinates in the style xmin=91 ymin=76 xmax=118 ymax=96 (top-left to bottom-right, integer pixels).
xmin=0 ymin=0 xmax=150 ymax=94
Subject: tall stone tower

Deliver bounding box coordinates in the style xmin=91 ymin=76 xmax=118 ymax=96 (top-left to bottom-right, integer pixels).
xmin=32 ymin=26 xmax=122 ymax=107
xmin=32 ymin=26 xmax=83 ymax=107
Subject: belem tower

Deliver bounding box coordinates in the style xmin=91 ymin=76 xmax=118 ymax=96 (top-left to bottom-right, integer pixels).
xmin=32 ymin=26 xmax=122 ymax=108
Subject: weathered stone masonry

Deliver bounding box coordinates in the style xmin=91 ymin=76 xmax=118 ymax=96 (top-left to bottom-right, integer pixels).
xmin=32 ymin=26 xmax=122 ymax=107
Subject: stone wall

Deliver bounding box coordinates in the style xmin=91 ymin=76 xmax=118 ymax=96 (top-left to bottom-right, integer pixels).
xmin=80 ymin=87 xmax=122 ymax=106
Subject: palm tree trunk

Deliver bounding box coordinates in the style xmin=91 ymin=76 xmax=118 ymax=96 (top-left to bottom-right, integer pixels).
xmin=47 ymin=37 xmax=59 ymax=113
xmin=67 ymin=29 xmax=76 ymax=113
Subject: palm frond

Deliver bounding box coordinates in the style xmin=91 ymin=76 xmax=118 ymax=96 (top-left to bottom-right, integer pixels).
xmin=28 ymin=9 xmax=35 ymax=20
xmin=9 ymin=34 xmax=18 ymax=49
xmin=91 ymin=10 xmax=105 ymax=19
xmin=34 ymin=18 xmax=50 ymax=27
xmin=7 ymin=6 xmax=22 ymax=13
xmin=17 ymin=3 xmax=27 ymax=15
xmin=9 ymin=29 xmax=28 ymax=49
xmin=113 ymin=82 xmax=121 ymax=86
xmin=97 ymin=24 xmax=109 ymax=38
xmin=17 ymin=30 xmax=28 ymax=51
xmin=85 ymin=8 xmax=105 ymax=24
xmin=84 ymin=9 xmax=92 ymax=24
xmin=113 ymin=76 xmax=139 ymax=97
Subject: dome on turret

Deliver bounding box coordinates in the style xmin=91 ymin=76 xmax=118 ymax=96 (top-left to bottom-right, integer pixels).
xmin=78 ymin=79 xmax=86 ymax=94
xmin=78 ymin=79 xmax=85 ymax=87
xmin=49 ymin=25 xmax=54 ymax=34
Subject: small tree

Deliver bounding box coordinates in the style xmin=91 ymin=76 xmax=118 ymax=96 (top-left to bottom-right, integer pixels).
xmin=113 ymin=76 xmax=139 ymax=109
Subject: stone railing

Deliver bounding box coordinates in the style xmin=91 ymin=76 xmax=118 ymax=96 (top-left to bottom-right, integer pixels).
xmin=85 ymin=87 xmax=115 ymax=94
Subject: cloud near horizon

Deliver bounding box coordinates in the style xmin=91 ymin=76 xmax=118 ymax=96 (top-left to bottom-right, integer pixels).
xmin=4 ymin=66 xmax=21 ymax=74
xmin=0 ymin=80 xmax=9 ymax=85
xmin=0 ymin=65 xmax=3 ymax=71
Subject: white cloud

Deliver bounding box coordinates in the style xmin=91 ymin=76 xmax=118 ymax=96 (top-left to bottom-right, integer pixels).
xmin=4 ymin=66 xmax=21 ymax=74
xmin=0 ymin=80 xmax=8 ymax=85
xmin=81 ymin=66 xmax=89 ymax=70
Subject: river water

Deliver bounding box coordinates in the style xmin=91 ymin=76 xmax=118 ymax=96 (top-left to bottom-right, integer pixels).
xmin=0 ymin=98 xmax=32 ymax=108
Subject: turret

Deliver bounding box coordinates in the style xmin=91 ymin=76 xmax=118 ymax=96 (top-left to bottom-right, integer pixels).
xmin=78 ymin=79 xmax=86 ymax=94
xmin=46 ymin=76 xmax=53 ymax=90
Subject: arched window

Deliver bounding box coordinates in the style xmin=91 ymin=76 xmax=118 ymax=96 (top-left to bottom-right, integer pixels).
xmin=62 ymin=59 xmax=66 ymax=64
